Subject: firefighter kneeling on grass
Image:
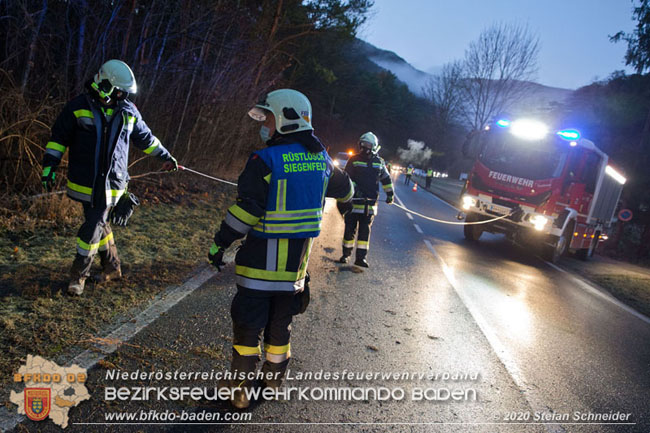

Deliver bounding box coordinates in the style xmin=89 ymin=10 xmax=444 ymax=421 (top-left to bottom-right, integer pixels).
xmin=338 ymin=132 xmax=394 ymax=268
xmin=41 ymin=60 xmax=178 ymax=296
xmin=207 ymin=89 xmax=354 ymax=409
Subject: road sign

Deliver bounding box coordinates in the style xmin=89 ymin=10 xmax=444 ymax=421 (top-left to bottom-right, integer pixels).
xmin=618 ymin=209 xmax=633 ymax=222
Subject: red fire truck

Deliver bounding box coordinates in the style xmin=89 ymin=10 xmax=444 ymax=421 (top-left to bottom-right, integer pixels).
xmin=461 ymin=118 xmax=626 ymax=263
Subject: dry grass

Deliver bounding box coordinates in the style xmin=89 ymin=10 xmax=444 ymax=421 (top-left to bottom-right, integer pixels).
xmin=0 ymin=183 xmax=232 ymax=385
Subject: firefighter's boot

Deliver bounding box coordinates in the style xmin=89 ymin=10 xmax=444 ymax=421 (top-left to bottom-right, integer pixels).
xmin=68 ymin=278 xmax=86 ymax=296
xmin=94 ymin=267 xmax=122 ymax=283
xmin=261 ymin=359 xmax=290 ymax=390
xmin=354 ymin=257 xmax=369 ymax=268
xmin=339 ymin=246 xmax=353 ymax=263
xmin=96 ymin=241 xmax=121 ymax=282
xmin=230 ymin=380 xmax=252 ymax=409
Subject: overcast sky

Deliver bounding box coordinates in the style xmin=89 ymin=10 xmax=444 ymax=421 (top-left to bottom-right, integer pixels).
xmin=361 ymin=0 xmax=637 ymax=89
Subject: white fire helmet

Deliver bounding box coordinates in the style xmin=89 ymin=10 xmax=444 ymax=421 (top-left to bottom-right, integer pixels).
xmin=248 ymin=89 xmax=313 ymax=134
xmin=359 ymin=131 xmax=380 ymax=154
xmin=92 ymin=60 xmax=137 ymax=100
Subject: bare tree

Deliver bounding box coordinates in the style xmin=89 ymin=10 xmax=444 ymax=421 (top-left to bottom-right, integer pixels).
xmin=423 ymin=60 xmax=463 ymax=133
xmin=459 ymin=22 xmax=540 ymax=131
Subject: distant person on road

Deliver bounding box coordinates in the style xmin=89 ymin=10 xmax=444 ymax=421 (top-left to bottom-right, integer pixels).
xmin=426 ymin=168 xmax=434 ymax=189
xmin=41 ymin=59 xmax=177 ymax=296
xmin=338 ymin=132 xmax=394 ymax=268
xmin=207 ymin=89 xmax=353 ymax=409
xmin=405 ymin=163 xmax=414 ymax=185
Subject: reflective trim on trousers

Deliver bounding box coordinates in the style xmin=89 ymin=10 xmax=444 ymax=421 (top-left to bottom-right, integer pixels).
xmin=343 ymin=239 xmax=355 ymax=248
xmin=264 ymin=343 xmax=291 ymax=363
xmin=356 ymin=240 xmax=369 ymax=250
xmin=77 ymin=232 xmax=114 ymax=256
xmin=236 ymin=275 xmax=305 ymax=292
xmin=233 ymin=344 xmax=262 ymax=356
xmin=98 ymin=232 xmax=115 ymax=251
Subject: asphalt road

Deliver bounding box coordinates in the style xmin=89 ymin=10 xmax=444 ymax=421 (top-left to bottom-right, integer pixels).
xmin=13 ymin=173 xmax=649 ymax=433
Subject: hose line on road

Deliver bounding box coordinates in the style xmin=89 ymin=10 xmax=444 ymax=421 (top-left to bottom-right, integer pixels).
xmin=392 ymin=202 xmax=512 ymax=225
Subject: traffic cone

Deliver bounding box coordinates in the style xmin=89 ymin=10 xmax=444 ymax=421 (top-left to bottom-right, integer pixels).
xmin=412 ymin=183 xmax=418 ymax=192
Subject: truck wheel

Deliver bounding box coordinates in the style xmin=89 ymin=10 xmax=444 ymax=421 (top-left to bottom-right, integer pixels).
xmin=543 ymin=226 xmax=570 ymax=263
xmin=464 ymin=212 xmax=483 ymax=241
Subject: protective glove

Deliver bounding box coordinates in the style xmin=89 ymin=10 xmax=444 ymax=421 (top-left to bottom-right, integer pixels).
xmin=110 ymin=192 xmax=140 ymax=226
xmin=208 ymin=243 xmax=225 ymax=271
xmin=41 ymin=167 xmax=55 ymax=192
xmin=161 ymin=155 xmax=178 ymax=172
xmin=386 ymin=193 xmax=394 ymax=205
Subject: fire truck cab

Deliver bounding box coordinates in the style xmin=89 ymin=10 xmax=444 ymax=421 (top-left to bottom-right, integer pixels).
xmin=461 ymin=118 xmax=626 ymax=263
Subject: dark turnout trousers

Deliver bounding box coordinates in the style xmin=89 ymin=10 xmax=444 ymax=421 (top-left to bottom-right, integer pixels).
xmin=70 ymin=203 xmax=120 ymax=280
xmin=342 ymin=212 xmax=374 ymax=260
xmin=230 ymin=290 xmax=304 ymax=386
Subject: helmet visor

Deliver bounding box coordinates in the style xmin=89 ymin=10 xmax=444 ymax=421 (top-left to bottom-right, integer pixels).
xmin=248 ymin=107 xmax=267 ymax=122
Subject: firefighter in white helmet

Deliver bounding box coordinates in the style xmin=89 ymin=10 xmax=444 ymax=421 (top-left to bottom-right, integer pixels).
xmin=338 ymin=132 xmax=393 ymax=267
xmin=207 ymin=89 xmax=353 ymax=408
xmin=41 ymin=59 xmax=177 ymax=296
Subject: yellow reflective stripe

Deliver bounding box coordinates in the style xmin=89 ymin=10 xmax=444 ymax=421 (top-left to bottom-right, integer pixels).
xmin=337 ymin=186 xmax=354 ymax=202
xmin=276 ymin=179 xmax=287 ymax=211
xmin=73 ymin=109 xmax=94 ymax=119
xmin=266 ymin=207 xmax=322 ymax=214
xmin=264 ymin=343 xmax=290 ymax=355
xmin=99 ymin=232 xmax=114 ymax=247
xmin=143 ymin=137 xmax=161 ymax=154
xmin=229 ymin=204 xmax=260 ymax=226
xmin=67 ymin=180 xmax=92 ymax=195
xmin=126 ymin=115 xmax=136 ymax=124
xmin=108 ymin=189 xmax=125 ymax=197
xmin=357 ymin=240 xmax=369 ymax=246
xmin=233 ymin=345 xmax=261 ymax=356
xmin=277 ymin=239 xmax=288 ymax=272
xmin=77 ymin=237 xmax=99 ymax=251
xmin=236 ymin=265 xmax=304 ymax=282
xmin=299 ymin=238 xmax=313 ymax=274
xmin=46 ymin=141 xmax=66 ymax=153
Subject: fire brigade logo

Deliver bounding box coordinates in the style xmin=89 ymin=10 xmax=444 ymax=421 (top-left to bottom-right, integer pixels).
xmin=24 ymin=388 xmax=51 ymax=421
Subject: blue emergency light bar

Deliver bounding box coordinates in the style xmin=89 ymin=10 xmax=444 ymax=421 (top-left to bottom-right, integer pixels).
xmin=496 ymin=119 xmax=510 ymax=127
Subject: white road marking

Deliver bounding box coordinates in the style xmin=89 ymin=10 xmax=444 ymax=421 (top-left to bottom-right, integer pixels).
xmin=421 ymin=239 xmax=565 ymax=433
xmin=413 ymin=224 xmax=423 ymax=234
xmin=398 ymin=187 xmax=563 ymax=431
xmin=544 ymin=261 xmax=650 ymax=325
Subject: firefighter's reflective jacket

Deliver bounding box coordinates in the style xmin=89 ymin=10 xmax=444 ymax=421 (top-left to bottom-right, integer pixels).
xmin=406 ymin=166 xmax=414 ymax=175
xmin=344 ymin=152 xmax=393 ymax=215
xmin=214 ymin=131 xmax=354 ymax=294
xmin=43 ymin=89 xmax=172 ymax=206
xmin=427 ymin=169 xmax=434 ymax=177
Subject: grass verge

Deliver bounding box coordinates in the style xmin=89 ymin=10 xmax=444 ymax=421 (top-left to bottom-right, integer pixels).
xmin=590 ymin=275 xmax=650 ymax=318
xmin=0 ymin=184 xmax=231 ymax=386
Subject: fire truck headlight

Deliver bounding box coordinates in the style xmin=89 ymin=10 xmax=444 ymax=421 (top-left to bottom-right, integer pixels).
xmin=333 ymin=160 xmax=340 ymax=167
xmin=510 ymin=119 xmax=548 ymax=140
xmin=530 ymin=215 xmax=549 ymax=231
xmin=462 ymin=195 xmax=476 ymax=211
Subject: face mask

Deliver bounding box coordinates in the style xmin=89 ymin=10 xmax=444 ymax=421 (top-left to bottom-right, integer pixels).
xmin=260 ymin=125 xmax=272 ymax=143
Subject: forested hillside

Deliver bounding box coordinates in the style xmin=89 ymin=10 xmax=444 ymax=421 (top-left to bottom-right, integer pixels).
xmin=0 ymin=0 xmax=438 ymax=196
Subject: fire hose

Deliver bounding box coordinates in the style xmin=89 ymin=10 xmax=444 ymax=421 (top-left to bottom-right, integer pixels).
xmin=26 ymin=165 xmax=512 ymax=226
